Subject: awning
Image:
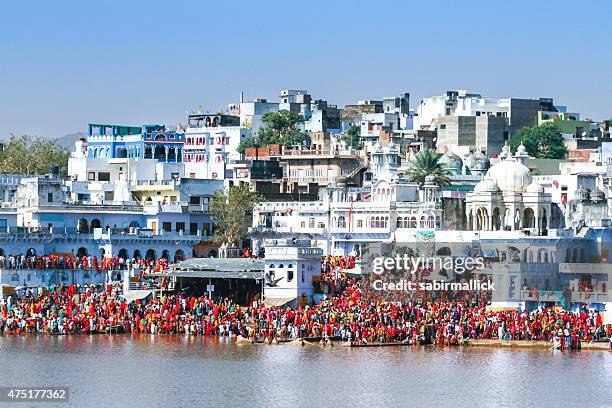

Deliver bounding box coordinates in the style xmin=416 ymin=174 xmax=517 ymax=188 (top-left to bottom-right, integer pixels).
xmin=162 ymin=270 xmax=264 ymax=280
xmin=263 ymin=297 xmax=295 ymax=307
xmin=169 ymin=257 xmax=265 ymax=273
xmin=122 ymin=290 xmax=153 ymax=303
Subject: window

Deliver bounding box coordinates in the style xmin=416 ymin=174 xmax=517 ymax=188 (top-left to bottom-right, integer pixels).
xmin=440 ymin=124 xmax=446 ymax=130
xmin=176 ymin=222 xmax=185 ymax=232
xmin=203 ymin=223 xmax=210 ymax=235
xmin=47 ymin=192 xmax=53 ymax=203
xmin=190 ymin=223 xmax=198 ymax=235
xmin=287 ymin=270 xmax=294 ymax=282
xmin=163 ymin=222 xmax=172 ymax=232
xmin=88 ymin=172 xmax=95 ymax=181
xmin=190 ymin=196 xmax=201 ymax=205
xmin=98 ymin=172 xmax=110 ymax=182
xmin=357 ymin=219 xmax=363 ymax=228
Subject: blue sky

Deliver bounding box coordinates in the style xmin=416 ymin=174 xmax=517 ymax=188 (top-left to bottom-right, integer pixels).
xmin=1 ymin=0 xmax=611 ymax=138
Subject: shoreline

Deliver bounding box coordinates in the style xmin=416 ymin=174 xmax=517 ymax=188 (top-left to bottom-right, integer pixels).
xmin=2 ymin=333 xmax=611 ymax=351
xmin=465 ymin=339 xmax=611 ymax=351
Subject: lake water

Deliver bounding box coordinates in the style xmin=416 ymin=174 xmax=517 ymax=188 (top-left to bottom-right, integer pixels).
xmin=0 ymin=335 xmax=610 ymax=408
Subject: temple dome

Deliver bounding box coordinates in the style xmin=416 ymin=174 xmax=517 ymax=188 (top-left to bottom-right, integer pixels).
xmin=485 ymin=157 xmax=532 ymax=193
xmin=439 ymin=151 xmax=463 ymax=175
xmin=526 ymin=182 xmax=544 ymax=193
xmin=474 ymin=177 xmax=500 ymax=193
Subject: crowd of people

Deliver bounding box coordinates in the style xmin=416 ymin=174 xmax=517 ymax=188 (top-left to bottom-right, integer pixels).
xmin=0 ymin=254 xmax=609 ymax=350
xmin=0 ymin=278 xmax=610 ymax=350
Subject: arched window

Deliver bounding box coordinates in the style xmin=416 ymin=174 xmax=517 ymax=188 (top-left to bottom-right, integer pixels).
xmin=420 ymin=216 xmax=426 ymax=228
xmin=427 ymin=216 xmax=435 ymax=228
xmin=410 ymin=217 xmax=417 ymax=228
xmin=338 ymin=216 xmax=346 ymax=228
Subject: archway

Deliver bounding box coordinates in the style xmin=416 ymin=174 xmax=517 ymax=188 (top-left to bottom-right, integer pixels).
xmin=167 ymin=147 xmax=176 ymax=162
xmin=523 ymin=208 xmax=535 ymax=229
xmin=144 ymin=146 xmax=153 ymax=159
xmin=26 ymin=248 xmax=36 ymax=257
xmin=77 ymin=218 xmax=89 ymax=233
xmin=118 ymin=248 xmax=128 ymax=260
xmin=116 ymin=147 xmax=128 ymax=158
xmin=476 ymin=207 xmax=489 ymax=230
xmin=154 ymin=145 xmax=166 ymax=160
xmin=174 ymin=249 xmax=185 ymax=263
xmin=155 ymin=134 xmax=166 ymax=141
xmin=161 ymin=249 xmax=170 ymax=260
xmin=76 ymin=247 xmax=88 ymax=258
xmin=91 ymin=219 xmax=102 ymax=229
xmin=208 ymin=250 xmax=218 ymax=258
xmin=492 ymin=208 xmax=501 ymax=231
xmin=145 ymin=249 xmax=156 ymax=261
xmin=133 ymin=249 xmax=142 ymax=260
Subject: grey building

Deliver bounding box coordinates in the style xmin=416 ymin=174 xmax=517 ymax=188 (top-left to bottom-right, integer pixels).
xmin=437 ymin=115 xmax=509 ymax=155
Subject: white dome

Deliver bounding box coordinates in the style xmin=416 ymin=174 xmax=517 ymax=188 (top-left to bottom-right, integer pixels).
xmin=526 ymin=182 xmax=544 ymax=193
xmin=474 ymin=178 xmax=500 ymax=193
xmin=485 ymin=157 xmax=532 ymax=193
xmin=517 ymin=143 xmax=528 ymax=155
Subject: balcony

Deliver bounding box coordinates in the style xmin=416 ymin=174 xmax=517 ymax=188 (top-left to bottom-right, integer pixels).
xmin=131 ymin=180 xmax=177 ymax=191
xmin=0 ymin=226 xmax=209 ymax=242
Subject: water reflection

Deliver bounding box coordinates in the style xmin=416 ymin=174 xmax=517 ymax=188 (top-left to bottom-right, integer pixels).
xmin=0 ymin=336 xmax=609 ymax=408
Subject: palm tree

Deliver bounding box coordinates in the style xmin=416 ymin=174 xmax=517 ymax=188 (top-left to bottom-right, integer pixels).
xmin=405 ymin=149 xmax=452 ymax=185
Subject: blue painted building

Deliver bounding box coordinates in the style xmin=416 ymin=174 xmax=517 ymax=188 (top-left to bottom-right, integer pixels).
xmin=87 ymin=124 xmax=185 ymax=163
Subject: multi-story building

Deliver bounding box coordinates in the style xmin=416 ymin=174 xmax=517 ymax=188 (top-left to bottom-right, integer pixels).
xmin=414 ymin=90 xmax=555 ymax=137
xmin=276 ymin=147 xmax=366 ymax=194
xmin=436 ymin=115 xmax=509 ymax=156
xmin=239 ymin=98 xmax=279 ymax=134
xmin=183 ymin=113 xmax=250 ymax=181
xmin=87 ymin=123 xmax=185 ymax=163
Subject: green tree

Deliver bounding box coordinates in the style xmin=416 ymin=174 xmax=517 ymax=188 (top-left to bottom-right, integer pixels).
xmin=405 ymin=149 xmax=452 ymax=185
xmin=209 ymin=184 xmax=262 ymax=247
xmin=509 ymin=123 xmax=567 ymax=159
xmin=0 ymin=135 xmax=69 ymax=175
xmin=238 ymin=110 xmax=306 ymax=153
xmin=342 ymin=125 xmax=361 ymax=149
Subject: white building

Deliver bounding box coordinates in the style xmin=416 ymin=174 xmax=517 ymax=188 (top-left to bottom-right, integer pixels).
xmin=414 ymin=90 xmax=510 ymax=131
xmin=183 ymin=113 xmax=251 ymax=181
xmin=262 ymin=238 xmax=322 ymax=307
